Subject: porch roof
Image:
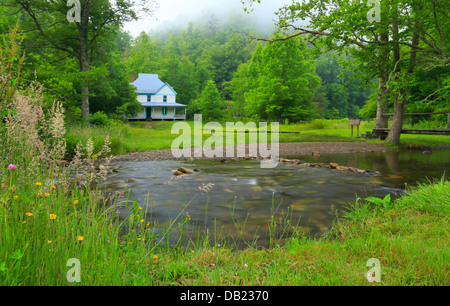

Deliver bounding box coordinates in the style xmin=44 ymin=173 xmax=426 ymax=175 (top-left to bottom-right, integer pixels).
xmin=142 ymin=102 xmax=187 ymax=108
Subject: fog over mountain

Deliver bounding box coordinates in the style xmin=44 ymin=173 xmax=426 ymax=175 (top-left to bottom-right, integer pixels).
xmin=123 ymin=0 xmax=293 ymax=38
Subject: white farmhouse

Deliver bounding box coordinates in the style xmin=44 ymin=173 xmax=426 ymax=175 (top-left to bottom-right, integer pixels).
xmin=127 ymin=73 xmax=187 ymax=121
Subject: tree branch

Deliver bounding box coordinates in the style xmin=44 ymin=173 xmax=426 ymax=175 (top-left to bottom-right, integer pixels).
xmin=16 ymin=0 xmax=78 ymax=58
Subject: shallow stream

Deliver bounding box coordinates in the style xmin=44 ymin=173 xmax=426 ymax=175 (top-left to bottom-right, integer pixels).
xmin=101 ymin=149 xmax=449 ymax=247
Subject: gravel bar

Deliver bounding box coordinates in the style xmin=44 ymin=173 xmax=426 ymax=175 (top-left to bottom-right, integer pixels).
xmin=110 ymin=142 xmax=392 ymax=162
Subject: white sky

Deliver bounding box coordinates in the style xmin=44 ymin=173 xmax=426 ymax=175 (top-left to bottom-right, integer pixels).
xmin=123 ymin=0 xmax=292 ymax=37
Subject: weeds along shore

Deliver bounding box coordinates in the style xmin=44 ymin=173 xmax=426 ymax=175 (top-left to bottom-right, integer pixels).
xmin=2 ymin=148 xmax=449 ymax=285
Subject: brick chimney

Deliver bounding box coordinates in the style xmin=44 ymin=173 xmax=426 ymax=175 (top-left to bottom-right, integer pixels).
xmin=131 ymin=74 xmax=136 ymax=83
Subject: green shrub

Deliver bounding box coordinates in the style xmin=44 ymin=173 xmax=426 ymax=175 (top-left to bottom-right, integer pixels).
xmin=90 ymin=111 xmax=111 ymax=126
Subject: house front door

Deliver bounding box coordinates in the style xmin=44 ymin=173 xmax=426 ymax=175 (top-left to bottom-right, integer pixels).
xmin=146 ymin=107 xmax=152 ymax=119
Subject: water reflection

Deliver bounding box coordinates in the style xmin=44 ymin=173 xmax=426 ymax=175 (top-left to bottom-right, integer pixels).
xmin=289 ymin=149 xmax=449 ymax=189
xmin=101 ymin=149 xmax=449 ymax=248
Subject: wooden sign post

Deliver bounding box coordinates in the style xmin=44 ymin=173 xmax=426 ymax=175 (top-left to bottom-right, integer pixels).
xmin=349 ymin=119 xmax=361 ymax=137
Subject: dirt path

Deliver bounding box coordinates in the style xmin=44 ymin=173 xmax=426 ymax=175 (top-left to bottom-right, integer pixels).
xmin=110 ymin=142 xmax=392 ymax=162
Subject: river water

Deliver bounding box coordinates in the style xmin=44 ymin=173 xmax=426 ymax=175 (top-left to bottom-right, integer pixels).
xmin=101 ymin=149 xmax=449 ymax=248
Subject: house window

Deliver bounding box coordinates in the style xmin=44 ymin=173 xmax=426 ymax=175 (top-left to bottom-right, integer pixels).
xmin=147 ymin=95 xmax=151 ymax=102
xmin=162 ymin=107 xmax=167 ymax=116
xmin=163 ymin=95 xmax=167 ymax=103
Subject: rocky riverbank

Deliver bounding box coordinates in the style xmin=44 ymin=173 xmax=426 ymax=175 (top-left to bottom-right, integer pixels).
xmin=109 ymin=142 xmax=392 ymax=162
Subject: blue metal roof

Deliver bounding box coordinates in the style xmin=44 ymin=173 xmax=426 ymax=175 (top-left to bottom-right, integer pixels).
xmin=131 ymin=74 xmax=165 ymax=94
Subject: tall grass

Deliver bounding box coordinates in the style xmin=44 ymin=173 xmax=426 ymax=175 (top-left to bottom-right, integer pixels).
xmin=65 ymin=123 xmax=128 ymax=158
xmin=0 ymin=27 xmax=134 ymax=285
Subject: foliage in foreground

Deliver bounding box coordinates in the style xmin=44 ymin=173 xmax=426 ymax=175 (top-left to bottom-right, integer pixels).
xmin=1 ymin=158 xmax=448 ymax=285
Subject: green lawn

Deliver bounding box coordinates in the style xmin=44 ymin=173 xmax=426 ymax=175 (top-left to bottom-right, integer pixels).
xmin=117 ymin=119 xmax=449 ymax=154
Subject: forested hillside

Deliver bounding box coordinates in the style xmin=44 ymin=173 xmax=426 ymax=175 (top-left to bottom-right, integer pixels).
xmin=1 ymin=1 xmax=447 ymax=128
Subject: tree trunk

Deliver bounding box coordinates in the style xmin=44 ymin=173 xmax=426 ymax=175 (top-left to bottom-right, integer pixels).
xmin=386 ymin=92 xmax=406 ymax=145
xmin=80 ymin=51 xmax=90 ymax=125
xmin=79 ymin=1 xmax=90 ymax=125
xmin=386 ymin=13 xmax=402 ymax=145
xmin=375 ymin=32 xmax=390 ymax=129
xmin=387 ymin=34 xmax=421 ymax=144
xmin=447 ymin=112 xmax=450 ymax=129
xmin=375 ymin=75 xmax=389 ymax=129
xmin=386 ymin=4 xmax=421 ymax=145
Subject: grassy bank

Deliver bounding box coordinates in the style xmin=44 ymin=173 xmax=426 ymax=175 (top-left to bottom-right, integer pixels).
xmin=122 ymin=119 xmax=382 ymax=153
xmin=1 ymin=174 xmax=448 ymax=285
xmin=65 ymin=119 xmax=449 ymax=157
xmin=129 ymin=178 xmax=449 ymax=286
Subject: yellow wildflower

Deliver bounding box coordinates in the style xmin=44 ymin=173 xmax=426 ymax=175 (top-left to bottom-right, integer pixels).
xmin=48 ymin=240 xmax=52 ymax=244
xmin=187 ymin=214 xmax=191 ymax=221
xmin=140 ymin=219 xmax=144 ymax=223
xmin=14 ymin=195 xmax=19 ymax=201
xmin=138 ymin=206 xmax=142 ymax=210
xmin=77 ymin=236 xmax=84 ymax=241
xmin=49 ymin=214 xmax=56 ymax=220
xmin=153 ymin=255 xmax=158 ymax=260
xmin=44 ymin=192 xmax=50 ymax=197
xmin=74 ymin=200 xmax=79 ymax=205
xmin=35 ymin=182 xmax=42 ymax=187
xmin=51 ymin=185 xmax=56 ymax=190
xmin=26 ymin=212 xmax=33 ymax=217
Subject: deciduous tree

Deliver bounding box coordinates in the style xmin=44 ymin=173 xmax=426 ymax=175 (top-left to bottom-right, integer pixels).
xmin=3 ymin=0 xmax=156 ymax=124
xmin=245 ymin=37 xmax=320 ymax=122
xmin=242 ymin=0 xmax=449 ymax=144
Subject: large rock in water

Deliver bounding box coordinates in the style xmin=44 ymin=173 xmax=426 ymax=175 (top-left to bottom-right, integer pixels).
xmin=329 ymin=163 xmax=339 ymax=169
xmin=336 ymin=166 xmax=348 ymax=171
xmin=178 ymin=167 xmax=194 ymax=174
